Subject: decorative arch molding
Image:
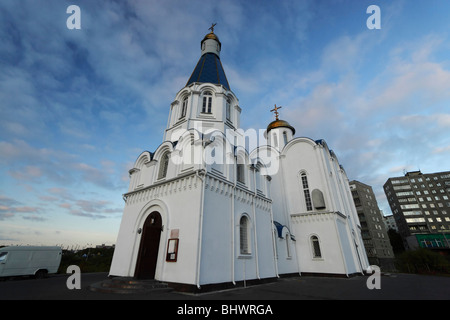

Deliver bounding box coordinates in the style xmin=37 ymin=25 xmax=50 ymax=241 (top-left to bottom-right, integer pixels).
xmin=135 ymin=199 xmax=170 ymax=233
xmin=134 ymin=151 xmax=152 ymax=169
xmin=234 ymin=145 xmax=250 ymax=164
xmin=309 ymin=233 xmax=323 ymax=259
xmin=129 ymin=199 xmax=170 ymax=278
xmin=176 ymin=128 xmax=202 ymax=145
xmin=281 ymin=136 xmax=317 ymax=155
xmin=296 ymin=169 xmax=308 ymax=179
xmin=198 ymin=83 xmax=219 ymax=95
xmin=152 ymin=141 xmax=175 ymax=163
xmin=273 ymin=221 xmax=294 ymax=240
xmin=248 ymin=144 xmax=280 ymax=176
xmin=203 ymin=130 xmax=235 ymax=177
xmin=174 ymin=88 xmax=191 ymax=102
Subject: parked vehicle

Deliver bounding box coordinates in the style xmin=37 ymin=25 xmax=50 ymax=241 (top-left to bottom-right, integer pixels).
xmin=0 ymin=246 xmax=62 ymax=278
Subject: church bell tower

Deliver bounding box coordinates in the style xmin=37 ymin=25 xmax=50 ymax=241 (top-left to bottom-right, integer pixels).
xmin=163 ymin=24 xmax=241 ymax=143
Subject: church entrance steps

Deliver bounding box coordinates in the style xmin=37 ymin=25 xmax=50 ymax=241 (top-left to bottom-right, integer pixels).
xmin=89 ymin=277 xmax=173 ymax=294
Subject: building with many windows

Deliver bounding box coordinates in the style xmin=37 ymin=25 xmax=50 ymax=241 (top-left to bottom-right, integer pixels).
xmin=109 ymin=27 xmax=369 ymax=291
xmin=383 ymin=170 xmax=450 ymax=249
xmin=383 ymin=214 xmax=398 ymax=232
xmin=350 ymin=181 xmax=395 ymax=271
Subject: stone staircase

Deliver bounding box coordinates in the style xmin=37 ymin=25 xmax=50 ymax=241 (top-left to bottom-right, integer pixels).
xmin=89 ymin=277 xmax=172 ymax=294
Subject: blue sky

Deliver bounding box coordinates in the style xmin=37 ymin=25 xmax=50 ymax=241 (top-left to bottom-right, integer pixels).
xmin=1 ymin=0 xmax=450 ymax=247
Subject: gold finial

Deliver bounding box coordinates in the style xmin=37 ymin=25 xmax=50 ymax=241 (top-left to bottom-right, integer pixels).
xmin=209 ymin=23 xmax=217 ymax=33
xmin=270 ymin=104 xmax=282 ymax=120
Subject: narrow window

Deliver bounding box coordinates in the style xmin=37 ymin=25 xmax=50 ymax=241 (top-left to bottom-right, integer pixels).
xmin=226 ymin=99 xmax=231 ymax=121
xmin=180 ymin=97 xmax=188 ymax=118
xmin=311 ymin=235 xmax=322 ymax=258
xmin=286 ymin=233 xmax=291 ymax=258
xmin=301 ymin=173 xmax=313 ymax=211
xmin=237 ymin=164 xmax=245 ymax=183
xmin=283 ymin=131 xmax=288 ymax=145
xmin=158 ymin=152 xmax=169 ymax=179
xmin=202 ymin=91 xmax=212 ymax=113
xmin=240 ymin=216 xmax=250 ymax=254
xmin=255 ymin=167 xmax=261 ymax=192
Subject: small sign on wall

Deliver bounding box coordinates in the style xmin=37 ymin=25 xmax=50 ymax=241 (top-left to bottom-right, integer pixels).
xmin=166 ymin=238 xmax=179 ymax=262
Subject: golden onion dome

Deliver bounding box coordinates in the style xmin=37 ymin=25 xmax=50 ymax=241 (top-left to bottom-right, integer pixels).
xmin=201 ymin=31 xmax=221 ymax=47
xmin=266 ymin=119 xmax=296 ymax=135
xmin=203 ymin=32 xmax=219 ymax=41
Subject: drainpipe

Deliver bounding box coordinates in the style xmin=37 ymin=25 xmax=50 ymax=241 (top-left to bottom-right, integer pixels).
xmin=231 ymin=160 xmax=236 ymax=286
xmin=270 ymin=205 xmax=279 ymax=278
xmin=252 ymin=166 xmax=260 ymax=280
xmin=195 ymin=169 xmax=205 ymax=289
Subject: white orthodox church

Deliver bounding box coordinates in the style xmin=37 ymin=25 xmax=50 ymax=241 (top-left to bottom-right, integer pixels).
xmin=109 ymin=26 xmax=370 ymax=291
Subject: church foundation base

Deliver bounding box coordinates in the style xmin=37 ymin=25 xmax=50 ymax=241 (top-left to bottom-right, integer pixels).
xmin=299 ymin=272 xmax=362 ymax=278
xmin=166 ymin=277 xmax=278 ymax=294
xmin=165 ymin=272 xmax=366 ymax=293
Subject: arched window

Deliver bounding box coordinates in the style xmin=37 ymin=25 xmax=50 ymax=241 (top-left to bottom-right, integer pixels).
xmin=202 ymin=91 xmax=212 ymax=113
xmin=311 ymin=235 xmax=322 ymax=258
xmin=239 ymin=215 xmax=250 ymax=255
xmin=301 ymin=173 xmax=313 ymax=211
xmin=180 ymin=97 xmax=188 ymax=118
xmin=283 ymin=131 xmax=288 ymax=145
xmin=226 ymin=98 xmax=231 ymax=121
xmin=158 ymin=152 xmax=169 ymax=179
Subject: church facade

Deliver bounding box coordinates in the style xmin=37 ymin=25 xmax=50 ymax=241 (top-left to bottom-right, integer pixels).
xmin=109 ymin=27 xmax=369 ymax=291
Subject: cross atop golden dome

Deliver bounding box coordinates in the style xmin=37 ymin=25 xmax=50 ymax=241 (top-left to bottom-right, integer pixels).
xmin=208 ymin=23 xmax=217 ymax=33
xmin=202 ymin=23 xmax=220 ymax=44
xmin=270 ymin=104 xmax=282 ymax=120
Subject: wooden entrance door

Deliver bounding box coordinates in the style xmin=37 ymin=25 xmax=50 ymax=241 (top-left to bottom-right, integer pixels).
xmin=135 ymin=211 xmax=162 ymax=279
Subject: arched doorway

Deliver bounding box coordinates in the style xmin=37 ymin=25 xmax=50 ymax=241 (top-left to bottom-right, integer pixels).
xmin=135 ymin=211 xmax=162 ymax=279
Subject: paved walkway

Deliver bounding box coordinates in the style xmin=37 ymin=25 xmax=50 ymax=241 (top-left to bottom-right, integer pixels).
xmin=1 ymin=272 xmax=449 ymax=300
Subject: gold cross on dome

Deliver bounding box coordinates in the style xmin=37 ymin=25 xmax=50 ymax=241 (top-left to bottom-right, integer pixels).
xmin=270 ymin=104 xmax=282 ymax=120
xmin=209 ymin=23 xmax=217 ymax=33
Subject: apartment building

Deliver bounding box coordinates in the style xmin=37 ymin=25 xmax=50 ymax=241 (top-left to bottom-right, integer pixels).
xmin=383 ymin=170 xmax=450 ymax=249
xmin=383 ymin=214 xmax=398 ymax=232
xmin=350 ymin=180 xmax=395 ymax=270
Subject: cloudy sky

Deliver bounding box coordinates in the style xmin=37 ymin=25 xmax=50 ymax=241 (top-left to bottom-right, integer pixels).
xmin=1 ymin=0 xmax=449 ymax=247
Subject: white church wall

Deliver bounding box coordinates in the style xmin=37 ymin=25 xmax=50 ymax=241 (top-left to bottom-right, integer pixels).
xmin=159 ymin=189 xmax=203 ymax=285
xmin=233 ymin=194 xmax=258 ymax=282
xmin=272 ymin=226 xmax=298 ymax=275
xmin=109 ymin=198 xmax=172 ymax=278
xmin=282 ymin=138 xmax=330 ymax=215
xmin=199 ymin=180 xmax=234 ymax=285
xmin=109 ymin=203 xmax=140 ymax=277
xmin=335 ymin=217 xmax=359 ymax=275
xmin=317 ymin=145 xmax=369 ymax=273
xmin=109 ymin=173 xmax=204 ymax=285
xmin=254 ymin=203 xmax=277 ymax=279
xmin=269 ymin=164 xmax=299 ymax=275
xmin=291 ymin=213 xmax=347 ymax=275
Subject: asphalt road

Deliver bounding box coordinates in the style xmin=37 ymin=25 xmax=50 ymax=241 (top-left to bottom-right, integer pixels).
xmin=0 ymin=272 xmax=449 ymax=301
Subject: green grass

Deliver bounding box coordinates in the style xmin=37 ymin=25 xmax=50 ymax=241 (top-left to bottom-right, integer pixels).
xmin=58 ymin=247 xmax=114 ymax=274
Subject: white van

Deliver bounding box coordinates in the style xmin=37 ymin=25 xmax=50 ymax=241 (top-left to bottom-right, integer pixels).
xmin=0 ymin=246 xmax=62 ymax=278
